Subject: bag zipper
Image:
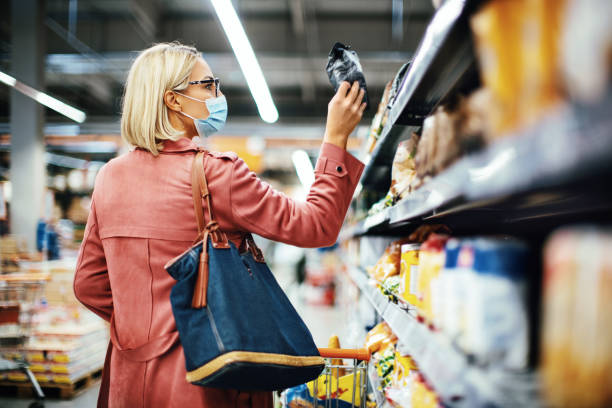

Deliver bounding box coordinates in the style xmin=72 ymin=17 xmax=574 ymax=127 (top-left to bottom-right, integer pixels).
xmin=206 ymin=305 xmax=225 ymax=352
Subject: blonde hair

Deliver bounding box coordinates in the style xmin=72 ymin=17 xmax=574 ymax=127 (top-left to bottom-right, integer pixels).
xmin=121 ymin=42 xmax=200 ymax=155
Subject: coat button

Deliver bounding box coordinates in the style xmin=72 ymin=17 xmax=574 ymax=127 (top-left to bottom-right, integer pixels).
xmin=336 ymin=165 xmax=343 ymax=173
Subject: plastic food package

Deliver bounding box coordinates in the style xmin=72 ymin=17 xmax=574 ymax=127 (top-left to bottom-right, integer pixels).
xmin=561 ymin=0 xmax=612 ymax=103
xmin=410 ymin=373 xmax=439 ymax=408
xmin=464 ymin=237 xmax=529 ymax=369
xmin=380 ymin=275 xmax=402 ymax=303
xmin=365 ymin=81 xmax=393 ymax=154
xmin=416 ymin=234 xmax=449 ymax=324
xmin=390 ymin=134 xmax=420 ymax=201
xmin=326 ymin=42 xmax=369 ymax=108
xmin=470 ymin=0 xmax=566 ymax=136
xmin=440 ymin=239 xmax=473 ymax=349
xmin=364 ymin=322 xmax=397 ymax=355
xmin=541 ymin=228 xmax=612 ymax=408
xmin=368 ymin=238 xmax=412 ymax=283
xmin=399 ymin=244 xmax=420 ymax=307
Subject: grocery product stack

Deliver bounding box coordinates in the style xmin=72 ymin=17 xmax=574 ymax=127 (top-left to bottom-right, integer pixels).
xmin=336 ymin=0 xmax=612 ymax=407
xmin=0 ymin=259 xmax=108 ymax=398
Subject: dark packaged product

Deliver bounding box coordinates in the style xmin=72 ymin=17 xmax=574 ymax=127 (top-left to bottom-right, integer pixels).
xmin=326 ymin=42 xmax=369 ymax=109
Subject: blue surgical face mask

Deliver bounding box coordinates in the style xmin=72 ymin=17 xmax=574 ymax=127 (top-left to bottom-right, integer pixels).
xmin=176 ymin=93 xmax=228 ymax=138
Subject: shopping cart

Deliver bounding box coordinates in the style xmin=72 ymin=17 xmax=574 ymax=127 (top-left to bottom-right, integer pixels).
xmin=281 ymin=348 xmax=370 ymax=408
xmin=0 ymin=273 xmax=50 ymax=408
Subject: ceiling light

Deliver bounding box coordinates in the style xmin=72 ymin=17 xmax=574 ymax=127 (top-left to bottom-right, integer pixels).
xmin=0 ymin=69 xmax=86 ymax=123
xmin=209 ymin=0 xmax=279 ymax=123
xmin=291 ymin=150 xmax=314 ymax=189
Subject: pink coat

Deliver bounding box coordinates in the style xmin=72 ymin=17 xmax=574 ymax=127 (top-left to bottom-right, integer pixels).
xmin=73 ymin=137 xmax=364 ymax=408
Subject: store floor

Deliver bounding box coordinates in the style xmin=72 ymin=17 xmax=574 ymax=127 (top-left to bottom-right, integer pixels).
xmin=0 ymin=286 xmax=341 ymax=407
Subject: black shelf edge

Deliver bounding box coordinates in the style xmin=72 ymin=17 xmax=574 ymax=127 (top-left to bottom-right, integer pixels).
xmin=341 ymin=94 xmax=612 ymax=240
xmin=388 ymin=0 xmax=481 ymax=127
xmin=348 ymin=266 xmax=538 ymax=407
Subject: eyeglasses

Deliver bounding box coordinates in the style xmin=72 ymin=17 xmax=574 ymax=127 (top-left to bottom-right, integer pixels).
xmin=188 ymin=78 xmax=221 ymax=97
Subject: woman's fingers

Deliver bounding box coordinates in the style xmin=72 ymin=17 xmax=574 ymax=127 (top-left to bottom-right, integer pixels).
xmin=359 ymin=102 xmax=367 ymax=114
xmin=336 ymin=81 xmax=351 ymax=98
xmin=347 ymin=81 xmax=360 ymax=103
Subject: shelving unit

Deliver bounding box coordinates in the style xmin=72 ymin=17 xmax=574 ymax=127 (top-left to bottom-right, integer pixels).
xmin=349 ymin=267 xmax=538 ymax=407
xmin=346 ymin=90 xmax=612 ymax=239
xmin=339 ymin=0 xmax=612 ymax=406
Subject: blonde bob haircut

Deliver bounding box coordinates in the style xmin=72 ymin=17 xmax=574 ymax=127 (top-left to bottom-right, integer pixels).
xmin=121 ymin=42 xmax=200 ymax=155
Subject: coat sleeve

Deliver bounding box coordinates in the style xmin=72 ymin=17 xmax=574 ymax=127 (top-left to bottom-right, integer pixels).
xmin=73 ymin=199 xmax=113 ymax=322
xmin=229 ymin=142 xmax=364 ymax=248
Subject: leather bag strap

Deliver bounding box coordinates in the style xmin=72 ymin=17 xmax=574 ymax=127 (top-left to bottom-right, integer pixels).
xmin=190 ymin=150 xmax=265 ymax=309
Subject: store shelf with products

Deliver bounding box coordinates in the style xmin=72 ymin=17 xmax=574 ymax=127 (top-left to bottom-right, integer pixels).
xmin=349 ymin=265 xmax=537 ymax=408
xmin=359 ymin=0 xmax=483 ymax=192
xmin=345 ymin=91 xmax=612 ymax=240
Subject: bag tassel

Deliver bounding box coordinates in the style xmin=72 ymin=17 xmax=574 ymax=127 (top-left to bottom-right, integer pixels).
xmin=192 ymin=236 xmax=210 ymax=308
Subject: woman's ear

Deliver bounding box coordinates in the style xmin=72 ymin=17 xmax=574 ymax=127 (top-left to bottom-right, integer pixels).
xmin=164 ymin=90 xmax=182 ymax=112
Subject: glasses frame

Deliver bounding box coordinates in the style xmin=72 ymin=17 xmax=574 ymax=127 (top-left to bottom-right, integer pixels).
xmin=188 ymin=78 xmax=220 ymax=97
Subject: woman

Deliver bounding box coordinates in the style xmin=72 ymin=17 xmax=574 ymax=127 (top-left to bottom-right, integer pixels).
xmin=74 ymin=42 xmax=365 ymax=407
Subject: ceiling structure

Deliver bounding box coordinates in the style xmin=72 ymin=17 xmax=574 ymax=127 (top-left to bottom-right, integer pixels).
xmin=0 ymin=0 xmax=435 ymax=133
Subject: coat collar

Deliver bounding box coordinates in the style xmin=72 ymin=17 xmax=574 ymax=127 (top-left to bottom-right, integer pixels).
xmin=158 ymin=137 xmax=204 ymax=154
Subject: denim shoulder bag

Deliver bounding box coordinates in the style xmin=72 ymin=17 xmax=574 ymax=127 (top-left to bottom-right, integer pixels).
xmin=164 ymin=151 xmax=324 ymax=391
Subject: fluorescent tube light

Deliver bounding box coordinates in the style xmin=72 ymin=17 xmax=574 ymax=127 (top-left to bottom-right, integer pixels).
xmin=0 ymin=69 xmax=86 ymax=123
xmin=0 ymin=71 xmax=17 ymax=87
xmin=209 ymin=0 xmax=279 ymax=123
xmin=292 ymin=150 xmax=314 ymax=189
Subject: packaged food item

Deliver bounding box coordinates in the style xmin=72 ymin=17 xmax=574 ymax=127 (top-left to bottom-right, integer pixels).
xmin=399 ymin=244 xmax=420 ymax=307
xmin=368 ymin=238 xmax=412 ymax=283
xmin=415 ymin=115 xmax=436 ymax=179
xmin=367 ymin=192 xmax=394 ymax=217
xmin=456 ymin=88 xmax=491 ymax=149
xmin=365 ymin=322 xmax=397 ymax=355
xmin=326 ymin=42 xmax=369 ymax=108
xmin=417 ymin=233 xmax=449 ymax=324
xmin=327 ymin=335 xmax=346 ymax=378
xmin=470 ymin=0 xmax=566 ymax=137
xmin=365 ymin=81 xmax=393 ymax=153
xmin=380 ymin=275 xmax=402 ymax=303
xmin=410 ymin=373 xmax=439 ymax=408
xmin=389 ymin=134 xmax=420 ymax=201
xmin=541 ymin=227 xmax=612 ymax=408
xmin=441 ymin=239 xmax=473 ymax=349
xmin=561 ymin=0 xmax=612 ymax=103
xmin=464 ymin=237 xmax=529 ymax=369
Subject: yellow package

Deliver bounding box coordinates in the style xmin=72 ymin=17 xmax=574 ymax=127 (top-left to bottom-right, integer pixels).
xmin=470 ymin=0 xmax=566 ymax=137
xmin=400 ymin=244 xmax=420 ymax=306
xmin=392 ymin=352 xmax=417 ymax=388
xmin=364 ymin=322 xmax=397 ymax=354
xmin=370 ymin=239 xmax=412 ymax=283
xmin=306 ymin=371 xmax=363 ymax=406
xmin=417 ymin=234 xmax=449 ymax=323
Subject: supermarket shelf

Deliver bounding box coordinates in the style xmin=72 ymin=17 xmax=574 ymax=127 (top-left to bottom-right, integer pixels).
xmin=344 ymin=94 xmax=612 ymax=239
xmin=358 ymin=0 xmax=482 ymax=191
xmin=348 ymin=267 xmax=538 ymax=407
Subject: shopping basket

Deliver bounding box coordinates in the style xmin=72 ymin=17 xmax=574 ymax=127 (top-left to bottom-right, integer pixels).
xmin=281 ymin=348 xmax=370 ymax=408
xmin=0 ymin=273 xmax=50 ymax=408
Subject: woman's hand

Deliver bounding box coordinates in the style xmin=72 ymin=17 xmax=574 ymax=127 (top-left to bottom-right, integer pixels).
xmin=324 ymin=81 xmax=367 ymax=150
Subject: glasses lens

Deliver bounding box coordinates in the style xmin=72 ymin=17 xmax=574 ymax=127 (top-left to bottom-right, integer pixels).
xmin=214 ymin=78 xmax=220 ymax=97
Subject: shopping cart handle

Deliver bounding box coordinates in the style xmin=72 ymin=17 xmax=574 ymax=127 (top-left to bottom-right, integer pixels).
xmin=317 ymin=348 xmax=370 ymax=362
